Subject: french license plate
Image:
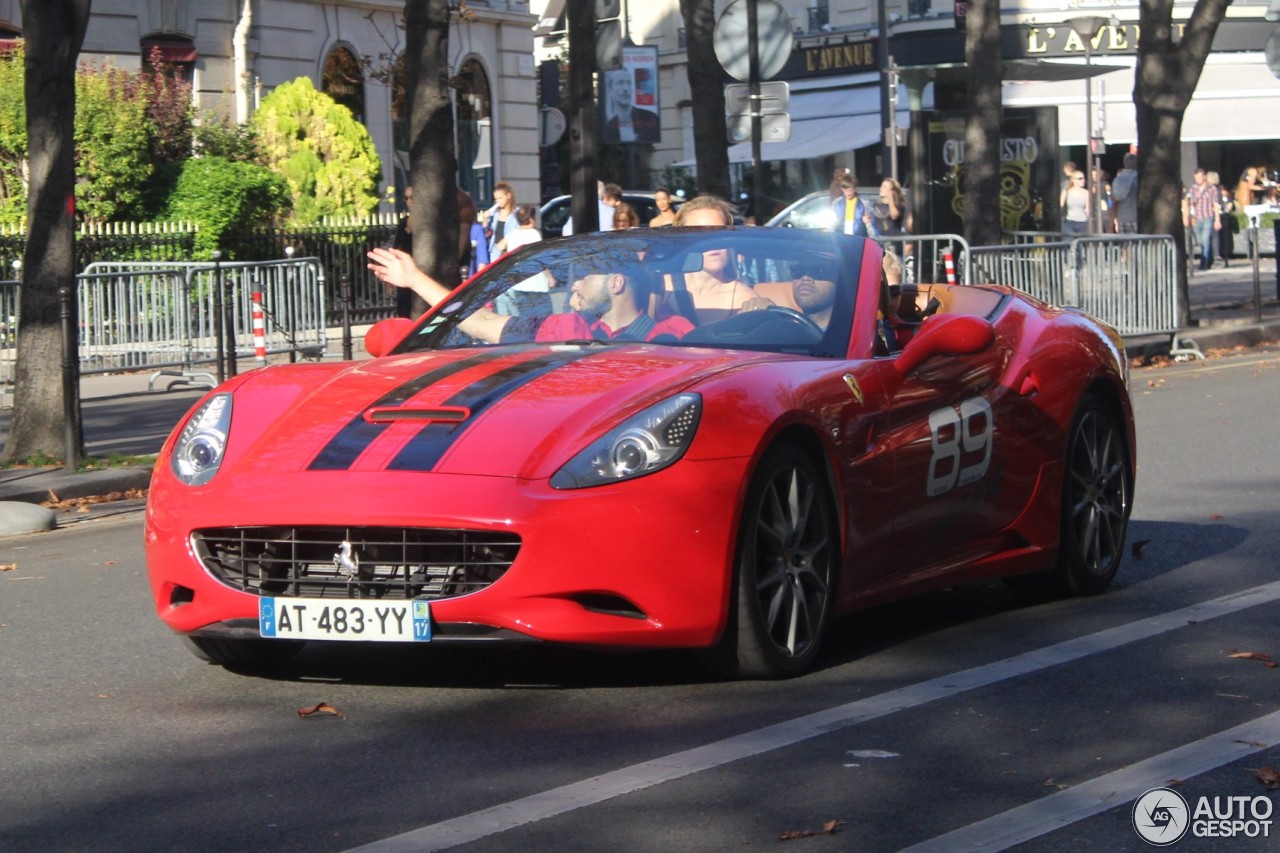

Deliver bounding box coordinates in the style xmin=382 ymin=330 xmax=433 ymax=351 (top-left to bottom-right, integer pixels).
xmin=259 ymin=597 xmax=431 ymax=642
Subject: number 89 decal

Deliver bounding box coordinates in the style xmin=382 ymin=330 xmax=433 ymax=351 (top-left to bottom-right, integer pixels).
xmin=926 ymin=398 xmax=994 ymax=497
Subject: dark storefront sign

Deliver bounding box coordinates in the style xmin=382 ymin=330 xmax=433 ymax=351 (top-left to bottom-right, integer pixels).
xmin=924 ymin=108 xmax=1059 ymax=235
xmin=779 ymin=37 xmax=879 ymax=79
xmin=782 ymin=18 xmax=1272 ymax=81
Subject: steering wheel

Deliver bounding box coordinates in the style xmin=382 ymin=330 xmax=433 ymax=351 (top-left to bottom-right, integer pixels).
xmin=680 ymin=303 xmax=826 ymax=347
xmin=760 ymin=305 xmax=825 ymax=338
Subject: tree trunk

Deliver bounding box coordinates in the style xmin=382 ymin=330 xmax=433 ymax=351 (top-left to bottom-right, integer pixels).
xmin=404 ymin=0 xmax=459 ymax=316
xmin=1136 ymin=0 xmax=1232 ymax=327
xmin=2 ymin=1 xmax=90 ymax=465
xmin=679 ymin=0 xmax=730 ymax=200
xmin=962 ymin=0 xmax=1002 ymax=250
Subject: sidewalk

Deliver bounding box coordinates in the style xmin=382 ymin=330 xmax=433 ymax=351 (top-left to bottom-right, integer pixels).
xmin=3 ymin=267 xmax=1279 ymax=533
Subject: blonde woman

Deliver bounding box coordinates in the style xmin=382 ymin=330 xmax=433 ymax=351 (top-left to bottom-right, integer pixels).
xmin=873 ymin=178 xmax=910 ymax=237
xmin=1060 ymin=171 xmax=1090 ymax=234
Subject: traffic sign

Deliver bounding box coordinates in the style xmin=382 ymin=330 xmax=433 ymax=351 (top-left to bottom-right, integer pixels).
xmin=727 ymin=113 xmax=791 ymax=144
xmin=725 ymin=81 xmax=790 ymax=117
xmin=712 ymin=0 xmax=794 ymax=83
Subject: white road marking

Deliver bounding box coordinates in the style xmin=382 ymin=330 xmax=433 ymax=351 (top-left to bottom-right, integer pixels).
xmin=344 ymin=580 xmax=1280 ymax=852
xmin=900 ymin=709 xmax=1280 ymax=852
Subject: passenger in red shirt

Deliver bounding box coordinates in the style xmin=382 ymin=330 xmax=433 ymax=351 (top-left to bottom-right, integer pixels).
xmin=503 ymin=272 xmax=692 ymax=343
xmin=367 ymin=245 xmax=691 ymax=345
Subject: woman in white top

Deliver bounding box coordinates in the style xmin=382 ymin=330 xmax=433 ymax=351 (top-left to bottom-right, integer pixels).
xmin=496 ymin=205 xmax=551 ymax=318
xmin=1060 ymin=170 xmax=1090 ymax=234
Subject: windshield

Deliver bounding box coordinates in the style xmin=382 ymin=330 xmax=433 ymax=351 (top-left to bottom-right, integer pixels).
xmin=392 ymin=227 xmax=863 ymax=358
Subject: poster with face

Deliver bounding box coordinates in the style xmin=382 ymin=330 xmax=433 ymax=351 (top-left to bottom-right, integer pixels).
xmin=600 ymin=46 xmax=660 ymax=145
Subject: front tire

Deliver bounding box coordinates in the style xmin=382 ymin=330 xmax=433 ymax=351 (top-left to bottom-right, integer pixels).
xmin=709 ymin=446 xmax=838 ymax=679
xmin=1056 ymin=395 xmax=1131 ymax=595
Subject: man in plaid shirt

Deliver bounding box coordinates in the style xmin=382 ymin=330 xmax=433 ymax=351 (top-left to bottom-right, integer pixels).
xmin=1186 ymin=167 xmax=1221 ymax=270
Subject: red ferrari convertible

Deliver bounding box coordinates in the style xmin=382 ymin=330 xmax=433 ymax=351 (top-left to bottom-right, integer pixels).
xmin=145 ymin=227 xmax=1134 ymax=678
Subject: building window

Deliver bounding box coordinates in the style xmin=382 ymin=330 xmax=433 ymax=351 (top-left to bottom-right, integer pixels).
xmin=454 ymin=58 xmax=494 ymax=204
xmin=807 ymin=3 xmax=829 ymax=33
xmin=323 ymin=45 xmax=365 ymax=124
xmin=140 ymin=35 xmax=196 ymax=86
xmin=908 ymin=0 xmax=932 ymax=17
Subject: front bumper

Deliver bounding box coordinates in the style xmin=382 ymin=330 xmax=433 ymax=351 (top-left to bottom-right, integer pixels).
xmin=145 ymin=459 xmax=748 ymax=649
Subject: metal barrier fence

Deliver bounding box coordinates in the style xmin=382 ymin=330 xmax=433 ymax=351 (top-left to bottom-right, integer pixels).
xmin=227 ymin=222 xmax=396 ymax=324
xmin=970 ymin=234 xmax=1201 ymax=359
xmin=79 ymin=258 xmax=328 ymax=386
xmin=876 ymin=233 xmax=971 ymax=285
xmin=0 ymin=258 xmax=329 ymax=407
xmin=1 ymin=278 xmax=15 ymax=408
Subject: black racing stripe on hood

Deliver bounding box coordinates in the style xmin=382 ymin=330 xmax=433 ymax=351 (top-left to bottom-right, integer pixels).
xmin=387 ymin=349 xmax=593 ymax=472
xmin=308 ymin=349 xmax=518 ymax=471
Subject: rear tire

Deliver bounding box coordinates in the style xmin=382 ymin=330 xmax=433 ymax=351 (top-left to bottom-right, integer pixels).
xmin=1055 ymin=395 xmax=1131 ymax=595
xmin=705 ymin=446 xmax=838 ymax=679
xmin=183 ymin=636 xmax=304 ymax=670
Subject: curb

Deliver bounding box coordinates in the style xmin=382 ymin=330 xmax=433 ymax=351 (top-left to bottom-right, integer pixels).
xmin=0 ymin=465 xmax=154 ymax=505
xmin=1125 ymin=317 xmax=1280 ymax=362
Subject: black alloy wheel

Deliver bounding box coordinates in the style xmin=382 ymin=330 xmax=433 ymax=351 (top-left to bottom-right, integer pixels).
xmin=1057 ymin=395 xmax=1131 ymax=595
xmin=716 ymin=445 xmax=837 ymax=679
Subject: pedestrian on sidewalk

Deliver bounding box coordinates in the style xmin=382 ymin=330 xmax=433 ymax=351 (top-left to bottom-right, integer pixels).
xmin=1209 ymin=171 xmax=1237 ymax=266
xmin=1060 ymin=170 xmax=1090 ymax=234
xmin=1186 ymin=168 xmax=1220 ymax=271
xmin=1111 ymin=154 xmax=1139 ymax=234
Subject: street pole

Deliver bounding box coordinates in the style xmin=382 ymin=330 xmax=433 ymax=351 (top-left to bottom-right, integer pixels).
xmin=1069 ymin=16 xmax=1107 ymax=235
xmin=877 ymin=0 xmax=892 ymax=180
xmin=747 ymin=0 xmax=762 ymax=225
xmin=567 ymin=4 xmax=599 ymax=233
xmin=1083 ymin=42 xmax=1094 ymax=234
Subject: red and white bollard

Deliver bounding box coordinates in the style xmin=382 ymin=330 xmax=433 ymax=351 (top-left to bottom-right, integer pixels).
xmin=942 ymin=247 xmax=957 ymax=285
xmin=251 ymin=289 xmax=267 ymax=362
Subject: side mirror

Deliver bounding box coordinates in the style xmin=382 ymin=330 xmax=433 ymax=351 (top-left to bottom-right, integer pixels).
xmin=364 ymin=318 xmax=416 ymax=358
xmin=894 ymin=313 xmax=995 ymax=374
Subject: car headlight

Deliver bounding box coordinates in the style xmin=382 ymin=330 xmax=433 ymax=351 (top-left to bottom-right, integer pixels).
xmin=171 ymin=393 xmax=233 ymax=486
xmin=550 ymin=393 xmax=701 ymax=489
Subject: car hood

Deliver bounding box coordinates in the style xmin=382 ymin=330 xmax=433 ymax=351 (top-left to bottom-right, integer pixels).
xmin=223 ymin=344 xmax=763 ymax=480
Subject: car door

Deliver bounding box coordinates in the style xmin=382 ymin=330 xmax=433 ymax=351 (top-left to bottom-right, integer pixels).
xmin=875 ymin=319 xmax=1038 ymax=577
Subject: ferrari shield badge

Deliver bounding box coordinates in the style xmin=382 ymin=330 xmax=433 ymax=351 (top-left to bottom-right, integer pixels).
xmin=843 ymin=374 xmax=864 ymax=405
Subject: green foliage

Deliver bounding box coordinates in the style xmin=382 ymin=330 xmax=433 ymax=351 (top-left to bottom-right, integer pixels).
xmin=165 ymin=156 xmax=289 ymax=257
xmin=194 ymin=113 xmax=262 ymax=162
xmin=74 ymin=65 xmax=154 ymax=222
xmin=0 ymin=48 xmax=27 ymax=225
xmin=252 ymin=77 xmax=382 ymax=225
xmin=0 ymin=46 xmax=199 ymax=223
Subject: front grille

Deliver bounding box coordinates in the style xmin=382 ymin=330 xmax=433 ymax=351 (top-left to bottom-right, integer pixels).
xmin=194 ymin=526 xmax=521 ymax=601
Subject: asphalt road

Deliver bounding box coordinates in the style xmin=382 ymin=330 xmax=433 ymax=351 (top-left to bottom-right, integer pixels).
xmin=3 ymin=348 xmax=1280 ymax=852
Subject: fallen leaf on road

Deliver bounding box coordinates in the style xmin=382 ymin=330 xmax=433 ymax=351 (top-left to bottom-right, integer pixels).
xmin=1252 ymin=765 xmax=1280 ymax=790
xmin=1146 ymin=378 xmax=1165 ymax=387
xmin=1235 ymin=740 xmax=1268 ymax=748
xmin=42 ymin=488 xmax=148 ymax=511
xmin=1130 ymin=539 xmax=1151 ymax=558
xmin=778 ymin=821 xmax=841 ymax=841
xmin=1228 ymin=651 xmax=1277 ymax=667
xmin=1210 ymin=514 xmax=1224 ymax=520
xmin=0 ymin=563 xmax=16 ymax=572
xmin=297 ymin=702 xmax=346 ymax=720
xmin=1043 ymin=778 xmax=1069 ymax=790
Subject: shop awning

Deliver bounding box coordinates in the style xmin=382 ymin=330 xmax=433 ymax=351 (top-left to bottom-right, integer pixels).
xmin=141 ymin=38 xmax=197 ymax=64
xmin=1004 ymin=55 xmax=1280 ymax=145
